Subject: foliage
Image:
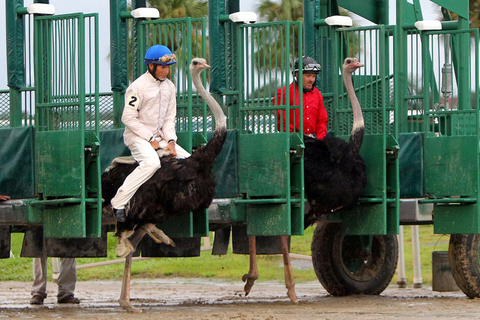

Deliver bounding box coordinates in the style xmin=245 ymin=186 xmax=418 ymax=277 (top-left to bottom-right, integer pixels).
xmin=148 ymin=0 xmax=208 ymax=19
xmin=256 ymin=0 xmax=304 ymax=22
xmin=446 ymin=0 xmax=480 ymax=29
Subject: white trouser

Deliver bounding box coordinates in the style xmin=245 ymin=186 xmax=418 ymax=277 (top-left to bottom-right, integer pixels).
xmin=31 ymin=257 xmax=76 ymax=299
xmin=110 ymin=139 xmax=190 ymax=210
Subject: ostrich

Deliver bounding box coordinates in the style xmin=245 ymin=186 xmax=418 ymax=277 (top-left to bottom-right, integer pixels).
xmin=101 ymin=57 xmax=226 ymax=313
xmin=304 ymin=57 xmax=366 ymax=225
xmin=242 ymin=57 xmax=365 ymax=303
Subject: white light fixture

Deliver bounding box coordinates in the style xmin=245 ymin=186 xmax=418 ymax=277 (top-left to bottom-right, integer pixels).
xmin=131 ymin=8 xmax=160 ymax=19
xmin=415 ymin=20 xmax=442 ymax=31
xmin=325 ymin=15 xmax=353 ymax=27
xmin=26 ymin=3 xmax=55 ymax=15
xmin=228 ymin=12 xmax=257 ymax=24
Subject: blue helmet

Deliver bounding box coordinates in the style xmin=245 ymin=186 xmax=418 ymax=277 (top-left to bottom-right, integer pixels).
xmin=144 ymin=45 xmax=177 ymax=65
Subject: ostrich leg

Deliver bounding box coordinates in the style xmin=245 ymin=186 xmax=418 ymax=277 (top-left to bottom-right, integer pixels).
xmin=119 ymin=253 xmax=142 ymax=313
xmin=242 ymin=236 xmax=258 ymax=296
xmin=119 ymin=228 xmax=147 ymax=313
xmin=280 ymin=235 xmax=298 ymax=303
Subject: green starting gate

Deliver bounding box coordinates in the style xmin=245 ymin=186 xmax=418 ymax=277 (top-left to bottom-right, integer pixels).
xmin=31 ymin=13 xmax=101 ymax=238
xmin=234 ymin=21 xmax=305 ymax=236
xmin=323 ymin=25 xmax=399 ymax=235
xmin=399 ymin=27 xmax=480 ymax=234
xmin=131 ymin=18 xmax=305 ymax=237
xmin=1 ymin=0 xmax=479 ymax=250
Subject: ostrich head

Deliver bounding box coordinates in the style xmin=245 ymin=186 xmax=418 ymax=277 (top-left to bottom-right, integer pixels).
xmin=190 ymin=57 xmax=211 ymax=74
xmin=342 ymin=57 xmax=364 ymax=139
xmin=343 ymin=57 xmax=364 ymax=74
xmin=189 ymin=57 xmax=226 ymax=130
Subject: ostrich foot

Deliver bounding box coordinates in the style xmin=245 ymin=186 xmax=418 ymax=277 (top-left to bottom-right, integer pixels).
xmin=120 ymin=299 xmax=143 ymax=313
xmin=287 ymin=287 xmax=299 ymax=304
xmin=242 ymin=273 xmax=258 ymax=296
xmin=142 ymin=223 xmax=176 ymax=247
xmin=117 ymin=230 xmax=135 ymax=257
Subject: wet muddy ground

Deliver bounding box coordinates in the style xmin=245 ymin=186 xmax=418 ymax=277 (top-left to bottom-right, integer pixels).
xmin=1 ymin=278 xmax=480 ymax=319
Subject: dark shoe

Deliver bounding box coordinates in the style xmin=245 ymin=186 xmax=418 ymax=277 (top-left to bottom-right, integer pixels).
xmin=30 ymin=295 xmax=44 ymax=305
xmin=58 ymin=295 xmax=80 ymax=304
xmin=114 ymin=208 xmax=127 ymax=222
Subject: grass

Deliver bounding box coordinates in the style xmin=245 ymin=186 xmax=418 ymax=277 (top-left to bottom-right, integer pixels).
xmin=0 ymin=224 xmax=450 ymax=287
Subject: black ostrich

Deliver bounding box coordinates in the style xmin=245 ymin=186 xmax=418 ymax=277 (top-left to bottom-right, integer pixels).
xmin=101 ymin=57 xmax=226 ymax=313
xmin=242 ymin=57 xmax=366 ymax=303
xmin=304 ymin=57 xmax=366 ymax=226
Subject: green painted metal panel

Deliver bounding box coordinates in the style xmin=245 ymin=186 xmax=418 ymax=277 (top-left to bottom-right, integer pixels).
xmin=99 ymin=129 xmax=130 ymax=172
xmin=361 ymin=135 xmax=385 ymax=197
xmin=398 ymin=133 xmax=424 ymax=198
xmin=43 ymin=205 xmax=86 ymax=238
xmin=290 ymin=202 xmax=304 ymax=236
xmin=424 ymin=136 xmax=477 ymax=197
xmin=238 ymin=134 xmax=289 ymax=198
xmin=434 ymin=203 xmax=480 ymax=234
xmin=0 ymin=127 xmax=34 ymax=198
xmin=157 ymin=210 xmax=209 ymax=238
xmin=35 ymin=131 xmax=83 ymax=197
xmin=337 ymin=0 xmax=389 ymax=24
xmin=157 ymin=212 xmax=193 ymax=238
xmin=432 ymin=0 xmax=469 ymax=19
xmin=210 ymin=130 xmax=238 ymax=198
xmin=340 ymin=204 xmax=387 ymax=235
xmin=247 ymin=204 xmax=291 ymax=236
xmin=5 ymin=0 xmax=26 ymax=127
xmin=6 ymin=0 xmax=25 ymax=90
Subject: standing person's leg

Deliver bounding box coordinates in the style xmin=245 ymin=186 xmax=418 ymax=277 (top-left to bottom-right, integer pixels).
xmin=57 ymin=258 xmax=79 ymax=304
xmin=30 ymin=256 xmax=48 ymax=304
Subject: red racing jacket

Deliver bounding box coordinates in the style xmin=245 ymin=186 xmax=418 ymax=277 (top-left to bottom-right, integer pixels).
xmin=273 ymin=82 xmax=328 ymax=139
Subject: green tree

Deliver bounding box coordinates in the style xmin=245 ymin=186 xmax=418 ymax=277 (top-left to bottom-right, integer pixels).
xmin=147 ymin=0 xmax=208 ymax=19
xmin=253 ymin=0 xmax=304 ymax=71
xmin=470 ymin=0 xmax=480 ymax=28
xmin=127 ymin=0 xmax=208 ymax=79
xmin=256 ymin=0 xmax=304 ymax=22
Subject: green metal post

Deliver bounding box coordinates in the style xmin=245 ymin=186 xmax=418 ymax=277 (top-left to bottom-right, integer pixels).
xmin=303 ymin=0 xmax=335 ymax=59
xmin=208 ymin=0 xmax=240 ymax=129
xmin=110 ymin=0 xmax=128 ymax=129
xmin=395 ymin=0 xmax=408 ymax=134
xmin=455 ymin=16 xmax=471 ymax=111
xmin=131 ymin=0 xmax=147 ymax=79
xmin=6 ymin=0 xmax=25 ymax=127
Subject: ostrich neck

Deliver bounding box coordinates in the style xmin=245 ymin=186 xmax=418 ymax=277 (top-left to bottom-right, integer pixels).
xmin=192 ymin=71 xmax=227 ymax=130
xmin=343 ymin=70 xmax=364 ymax=135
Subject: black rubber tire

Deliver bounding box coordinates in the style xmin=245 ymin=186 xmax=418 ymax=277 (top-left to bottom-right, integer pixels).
xmin=448 ymin=234 xmax=480 ymax=298
xmin=311 ymin=222 xmax=398 ymax=296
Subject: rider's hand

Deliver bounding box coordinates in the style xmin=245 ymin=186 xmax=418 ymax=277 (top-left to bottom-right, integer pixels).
xmin=165 ymin=141 xmax=177 ymax=158
xmin=150 ymin=140 xmax=160 ymax=150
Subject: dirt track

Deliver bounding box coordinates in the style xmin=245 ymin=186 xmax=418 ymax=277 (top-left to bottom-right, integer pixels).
xmin=1 ymin=278 xmax=480 ymax=319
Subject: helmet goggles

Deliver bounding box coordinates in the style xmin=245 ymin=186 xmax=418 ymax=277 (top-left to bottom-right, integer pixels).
xmin=303 ymin=63 xmax=321 ymax=73
xmin=145 ymin=53 xmax=177 ymax=65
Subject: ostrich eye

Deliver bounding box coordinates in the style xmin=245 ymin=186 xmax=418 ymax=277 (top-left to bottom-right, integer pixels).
xmin=193 ymin=61 xmax=199 ymax=65
xmin=346 ymin=59 xmax=351 ymax=64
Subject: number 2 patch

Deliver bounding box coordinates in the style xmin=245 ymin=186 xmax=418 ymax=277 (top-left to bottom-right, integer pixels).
xmin=128 ymin=96 xmax=138 ymax=107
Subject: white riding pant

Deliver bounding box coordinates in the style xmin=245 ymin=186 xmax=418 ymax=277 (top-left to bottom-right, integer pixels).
xmin=31 ymin=257 xmax=76 ymax=299
xmin=110 ymin=139 xmax=190 ymax=210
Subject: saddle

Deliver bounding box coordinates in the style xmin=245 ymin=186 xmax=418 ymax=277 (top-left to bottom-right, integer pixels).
xmin=110 ymin=149 xmax=171 ymax=167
